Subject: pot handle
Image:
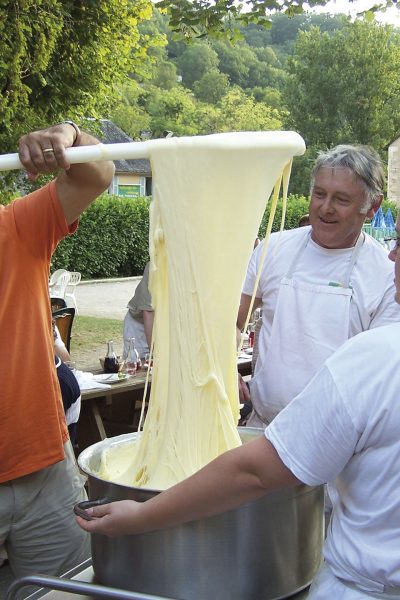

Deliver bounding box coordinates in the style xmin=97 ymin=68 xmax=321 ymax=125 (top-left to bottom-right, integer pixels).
xmin=74 ymin=497 xmax=113 ymax=521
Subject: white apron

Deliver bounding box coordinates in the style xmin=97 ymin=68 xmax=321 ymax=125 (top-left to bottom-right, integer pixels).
xmin=248 ymin=230 xmax=363 ymax=426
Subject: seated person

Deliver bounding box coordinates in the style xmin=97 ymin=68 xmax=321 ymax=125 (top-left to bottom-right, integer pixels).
xmin=123 ymin=262 xmax=154 ymax=360
xmin=52 ymin=319 xmax=81 ymax=446
xmin=53 ymin=320 xmax=70 ymax=362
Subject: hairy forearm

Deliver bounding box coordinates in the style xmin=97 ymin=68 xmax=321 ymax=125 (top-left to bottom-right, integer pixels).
xmin=77 ymin=437 xmax=300 ymax=537
xmin=64 ymin=132 xmax=114 ymax=185
xmin=56 ymin=131 xmax=115 ymax=224
xmin=127 ymin=438 xmax=299 ymax=535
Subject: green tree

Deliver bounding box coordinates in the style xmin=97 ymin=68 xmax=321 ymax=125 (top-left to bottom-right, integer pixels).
xmin=177 ymin=43 xmax=219 ymax=87
xmin=250 ymin=86 xmax=283 ymax=109
xmin=150 ymin=60 xmax=179 ymax=89
xmin=193 ymin=69 xmax=229 ymax=103
xmin=253 ymin=46 xmax=281 ymax=68
xmin=145 ymin=85 xmax=200 ymax=136
xmin=269 ymin=12 xmax=310 ymax=45
xmin=240 ymin=23 xmax=273 ymax=47
xmin=216 ymin=87 xmax=286 ymax=131
xmin=0 ymin=0 xmax=155 ymax=158
xmin=157 ymin=0 xmax=398 ymax=39
xmin=111 ymin=82 xmax=152 ymax=140
xmin=211 ymin=40 xmax=256 ymax=87
xmin=284 ymin=20 xmax=400 ymax=151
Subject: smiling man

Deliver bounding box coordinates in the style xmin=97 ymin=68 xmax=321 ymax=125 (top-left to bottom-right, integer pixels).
xmin=237 ymin=144 xmax=400 ymax=426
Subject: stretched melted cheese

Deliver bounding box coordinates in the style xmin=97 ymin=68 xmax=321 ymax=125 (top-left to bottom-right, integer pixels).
xmin=98 ymin=131 xmax=305 ymax=490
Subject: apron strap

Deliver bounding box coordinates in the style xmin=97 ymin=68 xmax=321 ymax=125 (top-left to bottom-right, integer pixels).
xmin=343 ymin=231 xmax=364 ymax=287
xmin=286 ymin=230 xmax=310 ymax=279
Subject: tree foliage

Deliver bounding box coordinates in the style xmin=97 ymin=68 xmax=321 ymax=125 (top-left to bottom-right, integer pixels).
xmin=157 ymin=0 xmax=398 ymax=40
xmin=217 ymin=87 xmax=285 ymax=131
xmin=193 ymin=70 xmax=229 ymax=103
xmin=0 ymin=0 xmax=156 ymax=157
xmin=284 ymin=20 xmax=400 ymax=150
xmin=177 ymin=42 xmax=219 ymax=87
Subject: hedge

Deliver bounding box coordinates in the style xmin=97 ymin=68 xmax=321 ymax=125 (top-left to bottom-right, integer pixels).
xmin=259 ymin=194 xmax=310 ymax=236
xmin=1 ymin=190 xmax=397 ymax=279
xmin=51 ymin=194 xmax=150 ymax=278
xmin=52 ymin=194 xmax=312 ymax=278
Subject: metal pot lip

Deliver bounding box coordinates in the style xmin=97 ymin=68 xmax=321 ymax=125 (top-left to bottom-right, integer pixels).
xmin=77 ymin=427 xmax=319 ymax=499
xmin=77 ymin=427 xmax=265 ymax=493
xmin=78 ymin=431 xmax=140 ymax=469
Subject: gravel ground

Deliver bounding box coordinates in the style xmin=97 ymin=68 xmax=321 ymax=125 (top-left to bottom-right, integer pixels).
xmin=72 ymin=277 xmax=143 ymax=369
xmin=74 ymin=276 xmax=141 ymax=319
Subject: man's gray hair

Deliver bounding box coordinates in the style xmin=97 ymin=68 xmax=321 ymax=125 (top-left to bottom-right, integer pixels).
xmin=310 ymin=144 xmax=385 ymax=213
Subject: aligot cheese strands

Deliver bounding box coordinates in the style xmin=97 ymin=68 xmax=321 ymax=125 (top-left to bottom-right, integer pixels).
xmin=95 ymin=132 xmax=306 ymax=490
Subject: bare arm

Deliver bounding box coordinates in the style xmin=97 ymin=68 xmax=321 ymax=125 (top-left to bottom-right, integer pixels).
xmin=76 ymin=436 xmax=300 ymax=537
xmin=54 ymin=340 xmax=71 ymax=363
xmin=52 ymin=322 xmax=71 ymax=362
xmin=143 ymin=310 xmax=154 ymax=351
xmin=18 ymin=123 xmax=115 ymax=225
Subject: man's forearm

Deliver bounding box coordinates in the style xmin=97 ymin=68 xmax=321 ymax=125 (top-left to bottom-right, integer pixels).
xmin=56 ymin=130 xmax=115 ymax=224
xmin=126 ymin=437 xmax=299 ymax=535
xmin=18 ymin=122 xmax=115 ymax=225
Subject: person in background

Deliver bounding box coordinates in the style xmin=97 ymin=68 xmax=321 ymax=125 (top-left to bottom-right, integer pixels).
xmin=53 ymin=318 xmax=71 ymax=363
xmin=77 ymin=220 xmax=400 ymax=599
xmin=123 ymin=262 xmax=154 ymax=360
xmin=55 ymin=356 xmax=81 ymax=448
xmin=237 ymin=144 xmax=400 ymax=427
xmin=298 ymin=213 xmax=310 ymax=227
xmin=52 ymin=319 xmax=81 ymax=447
xmin=0 ymin=122 xmax=114 ymax=579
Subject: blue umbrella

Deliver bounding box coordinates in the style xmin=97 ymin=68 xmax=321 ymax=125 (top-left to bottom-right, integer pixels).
xmin=385 ymin=208 xmax=395 ymax=230
xmin=371 ymin=207 xmax=386 ymax=228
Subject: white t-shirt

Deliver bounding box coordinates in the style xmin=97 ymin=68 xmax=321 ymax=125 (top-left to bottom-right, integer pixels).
xmin=243 ymin=226 xmax=400 ymax=349
xmin=266 ymin=324 xmax=400 ymax=592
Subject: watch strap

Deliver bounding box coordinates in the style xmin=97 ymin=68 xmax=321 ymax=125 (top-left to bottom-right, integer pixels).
xmin=61 ymin=120 xmax=81 ymax=145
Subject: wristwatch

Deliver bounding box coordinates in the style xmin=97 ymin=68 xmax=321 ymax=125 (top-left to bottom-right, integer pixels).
xmin=61 ymin=120 xmax=81 ymax=145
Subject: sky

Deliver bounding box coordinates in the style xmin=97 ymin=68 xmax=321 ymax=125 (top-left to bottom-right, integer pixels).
xmin=309 ymin=0 xmax=400 ymax=26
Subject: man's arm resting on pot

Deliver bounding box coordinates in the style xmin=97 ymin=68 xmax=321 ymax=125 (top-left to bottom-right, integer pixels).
xmin=76 ymin=436 xmax=300 ymax=538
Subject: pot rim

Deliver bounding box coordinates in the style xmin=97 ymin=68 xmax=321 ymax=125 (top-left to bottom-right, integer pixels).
xmin=77 ymin=426 xmax=265 ymax=493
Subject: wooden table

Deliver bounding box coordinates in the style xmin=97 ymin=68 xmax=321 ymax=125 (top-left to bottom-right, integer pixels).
xmin=77 ymin=357 xmax=252 ymax=452
xmin=77 ymin=369 xmax=151 ymax=451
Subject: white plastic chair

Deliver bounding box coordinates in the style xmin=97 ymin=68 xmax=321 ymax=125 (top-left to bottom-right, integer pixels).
xmin=49 ymin=271 xmax=71 ymax=300
xmin=49 ymin=268 xmax=67 ymax=289
xmin=65 ymin=271 xmax=81 ymax=313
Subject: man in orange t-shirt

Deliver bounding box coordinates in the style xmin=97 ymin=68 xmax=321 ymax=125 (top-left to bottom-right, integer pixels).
xmin=0 ymin=123 xmax=114 ymax=578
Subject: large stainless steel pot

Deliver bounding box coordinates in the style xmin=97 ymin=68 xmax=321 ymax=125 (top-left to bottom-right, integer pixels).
xmin=78 ymin=428 xmax=324 ymax=600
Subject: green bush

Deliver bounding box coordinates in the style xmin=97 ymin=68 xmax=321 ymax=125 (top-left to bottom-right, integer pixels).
xmin=3 ymin=189 xmax=396 ymax=280
xmin=51 ymin=194 xmax=150 ymax=278
xmin=52 ymin=193 xmax=313 ymax=278
xmin=259 ymin=194 xmax=310 ymax=237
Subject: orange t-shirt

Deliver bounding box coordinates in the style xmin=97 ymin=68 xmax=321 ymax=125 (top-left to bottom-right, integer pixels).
xmin=0 ymin=181 xmax=78 ymax=482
